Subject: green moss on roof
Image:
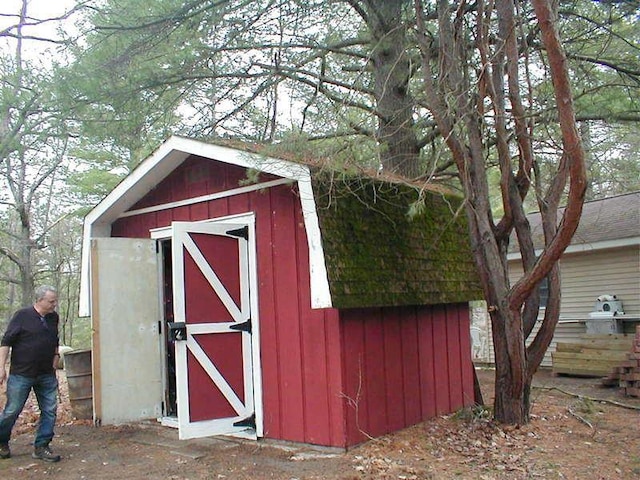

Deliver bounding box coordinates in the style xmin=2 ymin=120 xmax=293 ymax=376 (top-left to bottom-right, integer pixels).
xmin=312 ymin=175 xmax=482 ymax=309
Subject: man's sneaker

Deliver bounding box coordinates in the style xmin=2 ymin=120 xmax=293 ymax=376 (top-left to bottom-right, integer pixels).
xmin=0 ymin=443 xmax=10 ymax=459
xmin=32 ymin=445 xmax=61 ymax=462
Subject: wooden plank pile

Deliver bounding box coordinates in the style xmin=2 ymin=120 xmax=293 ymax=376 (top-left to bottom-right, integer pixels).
xmin=551 ymin=333 xmax=634 ymax=377
xmin=600 ymin=325 xmax=640 ymax=397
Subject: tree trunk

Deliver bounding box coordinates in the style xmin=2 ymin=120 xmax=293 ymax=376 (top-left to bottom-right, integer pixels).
xmin=366 ymin=0 xmax=421 ymax=177
xmin=19 ymin=213 xmax=35 ymax=306
xmin=414 ymin=0 xmax=586 ymax=424
xmin=491 ymin=308 xmax=530 ymax=424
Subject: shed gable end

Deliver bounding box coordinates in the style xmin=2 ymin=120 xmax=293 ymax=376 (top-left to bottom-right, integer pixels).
xmin=128 ymin=155 xmax=280 ymax=212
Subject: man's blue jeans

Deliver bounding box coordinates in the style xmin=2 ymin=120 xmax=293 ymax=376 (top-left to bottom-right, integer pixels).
xmin=0 ymin=373 xmax=58 ymax=447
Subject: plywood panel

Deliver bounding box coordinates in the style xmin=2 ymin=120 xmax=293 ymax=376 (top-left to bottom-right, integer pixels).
xmin=91 ymin=238 xmax=163 ymax=425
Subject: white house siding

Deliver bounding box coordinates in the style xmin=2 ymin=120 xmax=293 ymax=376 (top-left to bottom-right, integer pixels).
xmin=473 ymin=244 xmax=640 ymax=368
xmin=557 ymin=246 xmax=639 ymax=318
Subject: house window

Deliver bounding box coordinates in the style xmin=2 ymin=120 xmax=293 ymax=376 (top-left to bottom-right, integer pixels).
xmin=539 ymin=276 xmax=549 ymax=309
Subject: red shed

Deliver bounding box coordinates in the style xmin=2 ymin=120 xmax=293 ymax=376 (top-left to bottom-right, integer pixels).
xmin=79 ymin=136 xmax=481 ymax=448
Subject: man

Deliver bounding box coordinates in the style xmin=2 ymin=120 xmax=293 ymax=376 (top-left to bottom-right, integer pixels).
xmin=0 ymin=286 xmax=61 ymax=462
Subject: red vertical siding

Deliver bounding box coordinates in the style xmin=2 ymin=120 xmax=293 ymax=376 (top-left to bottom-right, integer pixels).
xmin=324 ymin=309 xmax=346 ymax=447
xmin=189 ymin=201 xmax=208 ymax=221
xmin=126 ymin=156 xmax=263 ymax=211
xmin=249 ymin=184 xmax=346 ymax=446
xmin=112 ymin=211 xmax=157 ymax=237
xmin=432 ymin=305 xmax=451 ymax=414
xmin=417 ymin=310 xmax=436 ymax=419
xmin=445 ymin=305 xmax=464 ymax=410
xmin=382 ymin=310 xmax=405 ymax=432
xmin=400 ymin=308 xmax=422 ymax=426
xmin=364 ymin=313 xmax=388 ymax=436
xmin=295 ymin=203 xmax=342 ymax=446
xmin=270 ymin=186 xmax=305 ymax=441
xmin=456 ymin=306 xmax=474 ymax=406
xmin=340 ymin=313 xmax=367 ymax=445
xmin=171 ymin=205 xmax=191 ymax=222
xmin=156 ymin=209 xmax=173 ymax=227
xmin=341 ymin=303 xmax=474 ymax=447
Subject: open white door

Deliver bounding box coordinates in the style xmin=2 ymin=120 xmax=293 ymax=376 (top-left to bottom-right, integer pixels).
xmin=171 ymin=219 xmax=260 ymax=440
xmin=90 ymin=238 xmax=163 ymax=424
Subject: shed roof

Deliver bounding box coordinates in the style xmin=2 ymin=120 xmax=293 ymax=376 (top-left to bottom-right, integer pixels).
xmin=312 ymin=175 xmax=481 ymax=308
xmin=80 ymin=136 xmax=481 ymax=315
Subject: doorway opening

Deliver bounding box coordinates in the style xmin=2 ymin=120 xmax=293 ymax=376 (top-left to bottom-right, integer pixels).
xmin=160 ymin=239 xmax=177 ymax=418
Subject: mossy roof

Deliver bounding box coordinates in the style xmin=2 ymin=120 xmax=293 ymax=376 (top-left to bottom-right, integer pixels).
xmin=311 ymin=174 xmax=482 ymax=309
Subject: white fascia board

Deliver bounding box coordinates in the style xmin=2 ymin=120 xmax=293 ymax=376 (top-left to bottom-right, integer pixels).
xmin=167 ymin=136 xmax=313 ymax=180
xmin=87 ymin=142 xmax=191 ymax=227
xmin=507 ymin=236 xmax=640 ymax=262
xmin=79 ymin=135 xmax=333 ymax=317
xmin=298 ymin=177 xmax=332 ymax=309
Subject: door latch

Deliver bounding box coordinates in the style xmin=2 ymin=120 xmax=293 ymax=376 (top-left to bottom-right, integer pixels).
xmin=168 ymin=322 xmax=187 ymax=341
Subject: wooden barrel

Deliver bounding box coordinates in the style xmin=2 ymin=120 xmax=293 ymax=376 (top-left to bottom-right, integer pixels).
xmin=64 ymin=349 xmax=93 ymax=420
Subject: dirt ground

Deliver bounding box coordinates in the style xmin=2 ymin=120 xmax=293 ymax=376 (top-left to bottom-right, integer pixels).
xmin=1 ymin=367 xmax=639 ymax=480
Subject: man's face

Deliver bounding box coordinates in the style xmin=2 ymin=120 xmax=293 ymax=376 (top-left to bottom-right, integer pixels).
xmin=36 ymin=291 xmax=58 ymax=315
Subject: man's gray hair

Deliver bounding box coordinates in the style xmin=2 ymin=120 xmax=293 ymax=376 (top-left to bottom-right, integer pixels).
xmin=35 ymin=285 xmax=57 ymax=301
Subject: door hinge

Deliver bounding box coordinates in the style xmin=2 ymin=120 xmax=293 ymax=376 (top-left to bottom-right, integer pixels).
xmin=158 ymin=321 xmax=162 ymax=335
xmin=233 ymin=413 xmax=256 ymax=430
xmin=226 ymin=226 xmax=248 ymax=240
xmin=229 ymin=319 xmax=252 ymax=334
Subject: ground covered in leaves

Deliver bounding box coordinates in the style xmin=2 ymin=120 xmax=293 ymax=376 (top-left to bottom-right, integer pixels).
xmin=0 ymin=368 xmax=638 ymax=479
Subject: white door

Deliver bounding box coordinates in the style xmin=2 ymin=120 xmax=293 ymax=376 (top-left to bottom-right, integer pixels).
xmin=171 ymin=219 xmax=261 ymax=440
xmin=90 ymin=238 xmax=163 ymax=424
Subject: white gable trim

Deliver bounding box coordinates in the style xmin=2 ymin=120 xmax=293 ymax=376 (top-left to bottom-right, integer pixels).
xmin=79 ymin=136 xmax=332 ymax=317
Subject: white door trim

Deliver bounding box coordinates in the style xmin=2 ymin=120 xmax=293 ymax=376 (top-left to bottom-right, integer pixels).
xmin=150 ymin=212 xmax=257 ymax=240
